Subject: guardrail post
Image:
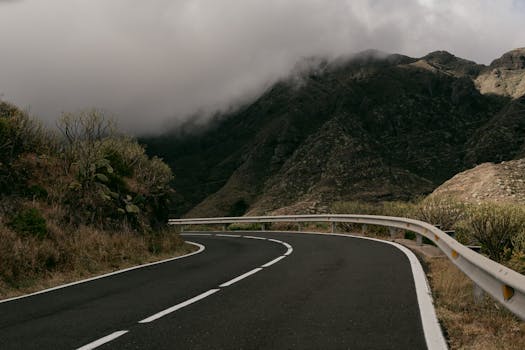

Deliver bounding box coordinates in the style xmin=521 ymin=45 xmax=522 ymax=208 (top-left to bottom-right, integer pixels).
xmin=222 ymin=224 xmax=227 ymax=231
xmin=331 ymin=222 xmax=336 ymax=233
xmin=416 ymin=234 xmax=423 ymax=246
xmin=389 ymin=227 xmax=397 ymax=239
xmin=361 ymin=224 xmax=367 ymax=235
xmin=261 ymin=223 xmax=266 ymax=231
xmin=181 ymin=225 xmax=185 ymax=233
xmin=445 ymin=230 xmax=455 ymax=239
xmin=298 ymin=223 xmax=302 ymax=232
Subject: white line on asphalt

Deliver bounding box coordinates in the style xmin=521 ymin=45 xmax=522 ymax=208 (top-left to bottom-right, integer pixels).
xmin=216 ymin=234 xmax=242 ymax=238
xmin=76 ymin=330 xmax=129 ymax=350
xmin=180 ymin=233 xmax=213 ymax=236
xmin=243 ymin=235 xmax=267 ymax=240
xmin=298 ymin=231 xmax=447 ymax=350
xmin=0 ymin=242 xmax=205 ymax=304
xmin=219 ymin=268 xmax=263 ymax=287
xmin=139 ymin=289 xmax=220 ymax=323
xmin=261 ymin=255 xmax=286 ymax=268
xmin=267 ymin=238 xmax=293 ymax=255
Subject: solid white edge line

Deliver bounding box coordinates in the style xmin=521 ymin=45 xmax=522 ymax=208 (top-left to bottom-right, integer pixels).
xmin=139 ymin=289 xmax=220 ymax=323
xmin=76 ymin=330 xmax=129 ymax=350
xmin=219 ymin=268 xmax=263 ymax=287
xmin=261 ymin=255 xmax=286 ymax=268
xmin=296 ymin=231 xmax=448 ymax=350
xmin=0 ymin=242 xmax=205 ymax=304
xmin=284 ymin=247 xmax=293 ymax=256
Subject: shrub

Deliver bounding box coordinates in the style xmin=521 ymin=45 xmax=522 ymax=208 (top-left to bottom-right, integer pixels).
xmin=456 ymin=203 xmax=525 ymax=262
xmin=1 ymin=101 xmax=54 ymax=194
xmin=9 ymin=208 xmax=48 ymax=239
xmin=56 ymin=111 xmax=174 ymax=230
xmin=414 ymin=195 xmax=467 ymax=230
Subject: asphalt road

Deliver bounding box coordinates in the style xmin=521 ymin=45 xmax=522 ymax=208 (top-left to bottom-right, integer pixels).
xmin=0 ymin=232 xmax=431 ymax=349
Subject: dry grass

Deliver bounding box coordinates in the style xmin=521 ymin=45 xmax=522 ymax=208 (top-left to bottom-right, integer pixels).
xmin=0 ymin=224 xmax=194 ymax=300
xmin=427 ymin=258 xmax=525 ymax=349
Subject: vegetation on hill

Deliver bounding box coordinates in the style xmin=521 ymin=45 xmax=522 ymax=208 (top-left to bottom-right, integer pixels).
xmin=0 ymin=102 xmax=188 ymax=297
xmin=142 ymin=49 xmax=525 ymax=218
xmin=332 ymin=196 xmax=525 ymax=271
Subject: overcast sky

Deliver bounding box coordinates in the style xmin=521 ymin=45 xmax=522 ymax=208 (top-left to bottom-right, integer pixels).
xmin=0 ymin=0 xmax=524 ymax=134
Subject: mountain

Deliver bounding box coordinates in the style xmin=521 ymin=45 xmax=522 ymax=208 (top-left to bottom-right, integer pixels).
xmin=142 ymin=48 xmax=525 ymax=217
xmin=430 ymin=159 xmax=525 ymax=204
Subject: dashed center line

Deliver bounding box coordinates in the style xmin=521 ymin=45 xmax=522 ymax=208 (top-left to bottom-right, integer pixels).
xmin=76 ymin=233 xmax=293 ymax=350
xmin=219 ymin=268 xmax=263 ymax=287
xmin=261 ymin=255 xmax=287 ymax=267
xmin=216 ymin=234 xmax=242 ymax=238
xmin=139 ymin=289 xmax=221 ymax=323
xmin=76 ymin=330 xmax=129 ymax=350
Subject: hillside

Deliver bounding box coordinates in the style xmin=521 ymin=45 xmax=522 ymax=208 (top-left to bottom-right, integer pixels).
xmin=143 ymin=48 xmax=525 ymax=217
xmin=0 ymin=103 xmax=188 ymax=297
xmin=431 ymin=158 xmax=525 ymax=204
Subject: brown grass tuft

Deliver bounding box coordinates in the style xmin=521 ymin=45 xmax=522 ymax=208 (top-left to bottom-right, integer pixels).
xmin=0 ymin=223 xmax=192 ymax=299
xmin=428 ymin=258 xmax=525 ymax=349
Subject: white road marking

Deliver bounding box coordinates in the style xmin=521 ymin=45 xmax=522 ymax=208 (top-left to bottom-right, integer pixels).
xmin=219 ymin=268 xmax=263 ymax=287
xmin=76 ymin=330 xmax=129 ymax=350
xmin=139 ymin=289 xmax=220 ymax=323
xmin=266 ymin=238 xmax=293 ymax=255
xmin=0 ymin=242 xmax=205 ymax=304
xmin=78 ymin=233 xmax=295 ymax=349
xmin=243 ymin=235 xmax=267 ymax=240
xmin=261 ymin=255 xmax=286 ymax=268
xmin=299 ymin=231 xmax=447 ymax=350
xmin=180 ymin=233 xmax=213 ymax=236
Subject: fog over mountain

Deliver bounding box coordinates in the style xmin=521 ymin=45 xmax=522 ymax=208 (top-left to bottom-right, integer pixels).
xmin=0 ymin=0 xmax=524 ymax=134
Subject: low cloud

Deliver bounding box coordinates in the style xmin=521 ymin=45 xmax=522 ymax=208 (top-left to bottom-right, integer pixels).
xmin=0 ymin=0 xmax=524 ymax=134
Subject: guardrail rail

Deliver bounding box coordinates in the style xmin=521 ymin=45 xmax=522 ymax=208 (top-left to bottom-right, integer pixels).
xmin=169 ymin=214 xmax=525 ymax=320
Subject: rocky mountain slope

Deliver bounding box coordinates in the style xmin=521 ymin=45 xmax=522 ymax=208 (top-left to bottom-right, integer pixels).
xmin=431 ymin=158 xmax=525 ymax=204
xmin=143 ymin=48 xmax=525 ymax=217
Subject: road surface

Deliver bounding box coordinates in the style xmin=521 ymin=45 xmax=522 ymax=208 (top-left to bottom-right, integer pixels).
xmin=0 ymin=232 xmax=439 ymax=349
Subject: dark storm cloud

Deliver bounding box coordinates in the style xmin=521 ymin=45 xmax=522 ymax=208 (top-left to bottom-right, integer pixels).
xmin=0 ymin=0 xmax=524 ymax=134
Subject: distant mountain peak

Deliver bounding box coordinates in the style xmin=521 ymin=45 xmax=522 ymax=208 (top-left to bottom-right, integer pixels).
xmin=402 ymin=50 xmax=482 ymax=78
xmin=476 ymin=48 xmax=525 ymax=99
xmin=490 ymin=47 xmax=525 ymax=70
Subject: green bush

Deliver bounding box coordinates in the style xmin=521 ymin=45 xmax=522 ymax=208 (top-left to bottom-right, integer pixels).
xmin=455 ymin=203 xmax=525 ymax=262
xmin=414 ymin=195 xmax=467 ymax=230
xmin=9 ymin=208 xmax=48 ymax=239
xmin=57 ymin=111 xmax=174 ymax=230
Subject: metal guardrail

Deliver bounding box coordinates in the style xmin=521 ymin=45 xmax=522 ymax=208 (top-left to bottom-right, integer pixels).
xmin=169 ymin=214 xmax=525 ymax=321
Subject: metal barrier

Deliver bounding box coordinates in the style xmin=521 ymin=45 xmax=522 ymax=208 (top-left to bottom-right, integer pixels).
xmin=169 ymin=214 xmax=525 ymax=320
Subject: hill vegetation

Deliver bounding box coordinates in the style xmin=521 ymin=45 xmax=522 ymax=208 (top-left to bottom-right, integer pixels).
xmin=0 ymin=102 xmax=188 ymax=298
xmin=143 ymin=48 xmax=525 ymax=218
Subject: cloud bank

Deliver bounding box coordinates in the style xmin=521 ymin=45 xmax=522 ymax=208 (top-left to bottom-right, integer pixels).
xmin=0 ymin=0 xmax=524 ymax=134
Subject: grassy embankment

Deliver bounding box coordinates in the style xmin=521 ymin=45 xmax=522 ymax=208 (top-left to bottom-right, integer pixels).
xmin=0 ymin=102 xmax=192 ymax=299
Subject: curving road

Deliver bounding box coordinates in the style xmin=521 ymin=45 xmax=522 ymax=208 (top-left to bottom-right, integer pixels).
xmin=0 ymin=232 xmax=440 ymax=349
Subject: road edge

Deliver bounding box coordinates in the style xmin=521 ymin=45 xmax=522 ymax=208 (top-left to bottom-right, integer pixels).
xmin=0 ymin=241 xmax=205 ymax=304
xmin=224 ymin=230 xmax=448 ymax=350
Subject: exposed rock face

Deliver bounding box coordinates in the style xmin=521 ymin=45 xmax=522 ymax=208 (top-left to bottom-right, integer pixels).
xmin=431 ymin=159 xmax=525 ymax=204
xmin=491 ymin=48 xmax=525 ymax=70
xmin=475 ymin=48 xmax=525 ymax=99
xmin=143 ymin=48 xmax=525 ymax=217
